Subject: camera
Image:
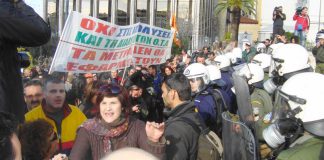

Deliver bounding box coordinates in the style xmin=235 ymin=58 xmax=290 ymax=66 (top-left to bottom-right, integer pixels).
xmin=296 ymin=7 xmax=303 ymax=15
xmin=274 ymin=6 xmax=282 ymax=15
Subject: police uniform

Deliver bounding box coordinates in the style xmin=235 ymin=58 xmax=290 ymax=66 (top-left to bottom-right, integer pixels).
xmin=251 ymin=88 xmax=273 ymax=141
xmin=277 ymin=135 xmax=324 ymax=160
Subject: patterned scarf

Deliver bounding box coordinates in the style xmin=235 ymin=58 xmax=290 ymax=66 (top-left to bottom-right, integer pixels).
xmin=81 ymin=116 xmax=129 ymax=153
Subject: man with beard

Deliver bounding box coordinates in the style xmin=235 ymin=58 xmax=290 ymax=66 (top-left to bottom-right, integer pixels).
xmin=25 ymin=76 xmax=87 ymax=155
xmin=24 ymin=80 xmax=44 ymax=111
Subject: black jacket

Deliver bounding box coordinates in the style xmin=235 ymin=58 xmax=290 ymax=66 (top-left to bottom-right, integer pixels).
xmin=0 ymin=0 xmax=51 ymax=122
xmin=165 ymin=101 xmax=203 ymax=160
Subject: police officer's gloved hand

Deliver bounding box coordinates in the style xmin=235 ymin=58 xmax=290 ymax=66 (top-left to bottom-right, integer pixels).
xmin=260 ymin=143 xmax=272 ymax=159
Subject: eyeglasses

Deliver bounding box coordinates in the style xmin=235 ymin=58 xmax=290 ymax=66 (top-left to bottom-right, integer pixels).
xmin=50 ymin=131 xmax=58 ymax=142
xmin=99 ymin=84 xmax=121 ymax=94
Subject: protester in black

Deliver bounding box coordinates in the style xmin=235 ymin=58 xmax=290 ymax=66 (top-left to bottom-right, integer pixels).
xmin=0 ymin=0 xmax=51 ymax=122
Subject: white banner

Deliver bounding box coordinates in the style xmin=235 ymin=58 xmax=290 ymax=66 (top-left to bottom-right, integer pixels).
xmin=50 ymin=11 xmax=174 ymax=73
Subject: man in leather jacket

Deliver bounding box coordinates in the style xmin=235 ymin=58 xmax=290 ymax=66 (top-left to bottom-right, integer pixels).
xmin=0 ymin=0 xmax=51 ymax=122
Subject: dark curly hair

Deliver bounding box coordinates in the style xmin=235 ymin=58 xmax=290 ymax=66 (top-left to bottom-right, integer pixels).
xmin=95 ymin=84 xmax=131 ymax=118
xmin=18 ymin=119 xmax=54 ymax=160
xmin=0 ymin=112 xmax=19 ymax=160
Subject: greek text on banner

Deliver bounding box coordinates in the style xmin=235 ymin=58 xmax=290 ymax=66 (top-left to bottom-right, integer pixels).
xmin=49 ymin=11 xmax=174 ymax=73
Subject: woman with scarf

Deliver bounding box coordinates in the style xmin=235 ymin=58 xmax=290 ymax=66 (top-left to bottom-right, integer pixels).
xmin=69 ymin=84 xmax=165 ymax=160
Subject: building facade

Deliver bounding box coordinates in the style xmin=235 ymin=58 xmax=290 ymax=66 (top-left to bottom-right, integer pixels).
xmin=26 ymin=0 xmax=217 ymax=56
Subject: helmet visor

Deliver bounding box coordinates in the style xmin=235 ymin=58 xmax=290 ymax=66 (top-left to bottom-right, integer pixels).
xmin=271 ymin=88 xmax=306 ymax=122
xmin=188 ymin=77 xmax=204 ymax=93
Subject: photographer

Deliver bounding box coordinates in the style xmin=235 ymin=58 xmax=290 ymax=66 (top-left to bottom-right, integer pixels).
xmin=293 ymin=7 xmax=310 ymax=47
xmin=0 ymin=0 xmax=51 ymax=122
xmin=272 ymin=6 xmax=286 ymax=38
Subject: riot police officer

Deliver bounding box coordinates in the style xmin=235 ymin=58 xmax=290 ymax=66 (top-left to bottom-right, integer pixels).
xmin=262 ymin=72 xmax=324 ymax=160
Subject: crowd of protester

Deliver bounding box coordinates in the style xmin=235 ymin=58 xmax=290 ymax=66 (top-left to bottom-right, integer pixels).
xmin=1 ymin=0 xmax=324 ymax=159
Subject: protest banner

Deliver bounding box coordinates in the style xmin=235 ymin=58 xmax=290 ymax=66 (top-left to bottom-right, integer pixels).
xmin=49 ymin=11 xmax=174 ymax=73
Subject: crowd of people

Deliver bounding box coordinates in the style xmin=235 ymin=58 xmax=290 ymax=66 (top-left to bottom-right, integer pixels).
xmin=1 ymin=0 xmax=324 ymax=160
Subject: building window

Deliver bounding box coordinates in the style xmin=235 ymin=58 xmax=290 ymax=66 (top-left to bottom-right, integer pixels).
xmin=116 ymin=0 xmax=129 ymax=25
xmin=99 ymin=0 xmax=111 ymax=22
xmin=136 ymin=0 xmax=149 ymax=24
xmin=155 ymin=0 xmax=169 ymax=28
xmin=81 ymin=0 xmax=91 ymax=16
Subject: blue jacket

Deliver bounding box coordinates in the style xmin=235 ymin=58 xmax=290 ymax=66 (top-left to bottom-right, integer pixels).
xmin=220 ymin=71 xmax=237 ymax=113
xmin=152 ymin=73 xmax=162 ymax=96
xmin=194 ymin=93 xmax=216 ymax=123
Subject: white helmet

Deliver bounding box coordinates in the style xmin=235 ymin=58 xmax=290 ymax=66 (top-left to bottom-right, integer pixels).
xmin=206 ymin=65 xmax=221 ymax=81
xmin=252 ymin=53 xmax=271 ymax=70
xmin=226 ymin=48 xmax=242 ymax=64
xmin=271 ymin=44 xmax=310 ymax=76
xmin=268 ymin=43 xmax=284 ymax=55
xmin=256 ymin=43 xmax=266 ymax=53
xmin=237 ymin=63 xmax=264 ymax=85
xmin=278 ymin=72 xmax=324 ymax=136
xmin=215 ymin=55 xmax=231 ymax=69
xmin=183 ymin=63 xmax=210 ymax=85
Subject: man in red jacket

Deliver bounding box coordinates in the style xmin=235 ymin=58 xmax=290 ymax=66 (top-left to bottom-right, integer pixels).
xmin=293 ymin=7 xmax=310 ymax=47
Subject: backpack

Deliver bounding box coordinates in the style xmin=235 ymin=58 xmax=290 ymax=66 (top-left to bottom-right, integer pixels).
xmin=178 ymin=117 xmax=223 ymax=160
xmin=203 ymin=88 xmax=228 ymax=137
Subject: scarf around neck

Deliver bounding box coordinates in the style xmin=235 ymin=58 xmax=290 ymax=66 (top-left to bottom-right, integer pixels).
xmin=81 ymin=116 xmax=129 ymax=153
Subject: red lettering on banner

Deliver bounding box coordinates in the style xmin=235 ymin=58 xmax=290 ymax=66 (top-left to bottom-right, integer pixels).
xmin=95 ymin=23 xmax=109 ymax=35
xmin=112 ymin=52 xmax=120 ymax=60
xmin=144 ymin=48 xmax=152 ymax=55
xmin=152 ymin=58 xmax=161 ymax=64
xmin=66 ymin=59 xmax=133 ymax=72
xmin=135 ymin=57 xmax=141 ymax=64
xmin=80 ymin=18 xmax=95 ymax=30
xmin=66 ymin=62 xmax=78 ymax=71
xmin=108 ymin=27 xmax=117 ymax=36
xmin=82 ymin=50 xmax=96 ymax=60
xmin=137 ymin=46 xmax=144 ymax=55
xmin=153 ymin=49 xmax=160 ymax=56
xmin=160 ymin=49 xmax=166 ymax=56
xmin=107 ymin=63 xmax=117 ymax=70
xmin=133 ymin=57 xmax=162 ymax=65
xmin=99 ymin=52 xmax=114 ymax=61
xmin=153 ymin=49 xmax=166 ymax=56
xmin=142 ymin=58 xmax=150 ymax=64
xmin=79 ymin=64 xmax=98 ymax=71
xmin=80 ymin=18 xmax=117 ymax=36
xmin=134 ymin=46 xmax=153 ymax=55
xmin=72 ymin=47 xmax=85 ymax=59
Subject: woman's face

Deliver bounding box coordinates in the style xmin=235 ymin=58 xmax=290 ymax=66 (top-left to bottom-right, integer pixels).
xmin=165 ymin=68 xmax=172 ymax=76
xmin=100 ymin=97 xmax=122 ymax=123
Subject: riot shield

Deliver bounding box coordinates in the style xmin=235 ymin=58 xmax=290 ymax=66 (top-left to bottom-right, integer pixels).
xmin=222 ymin=112 xmax=257 ymax=160
xmin=232 ymin=71 xmax=254 ymax=128
xmin=221 ymin=71 xmax=259 ymax=160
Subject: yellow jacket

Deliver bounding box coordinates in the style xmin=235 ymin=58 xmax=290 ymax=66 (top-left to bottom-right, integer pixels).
xmin=25 ymin=103 xmax=87 ymax=154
